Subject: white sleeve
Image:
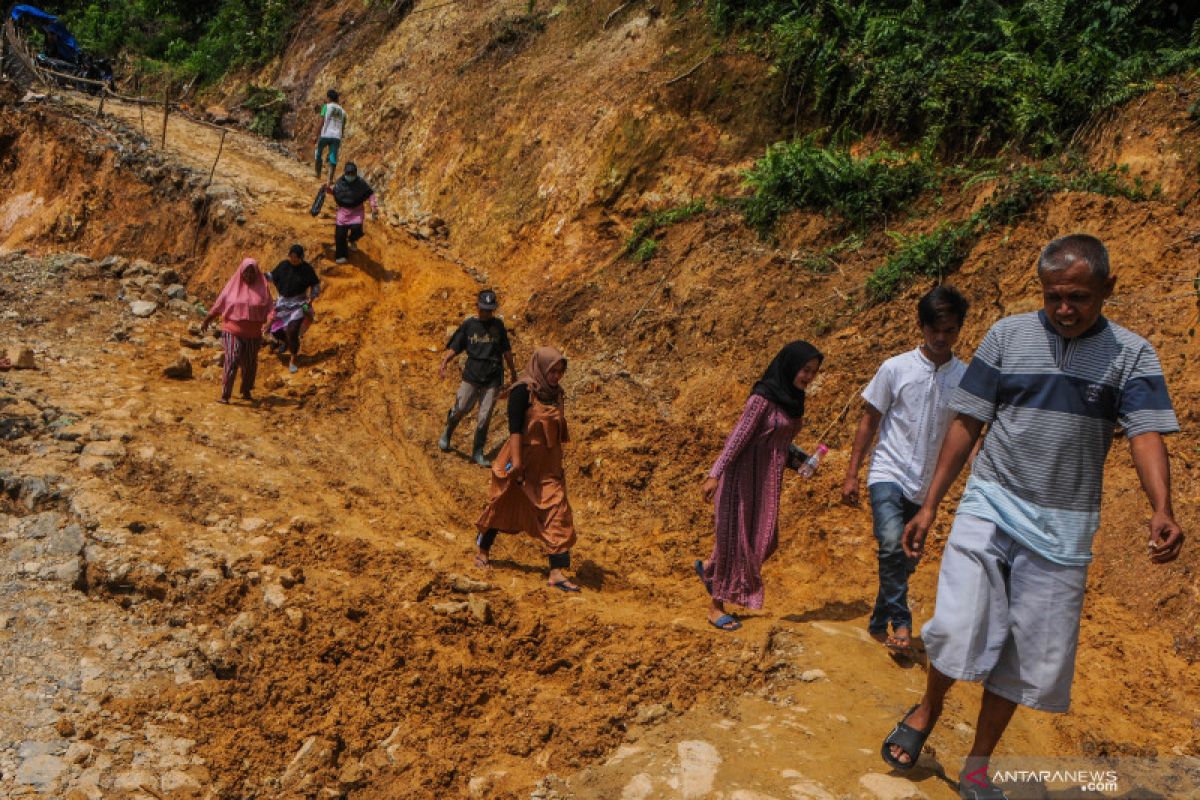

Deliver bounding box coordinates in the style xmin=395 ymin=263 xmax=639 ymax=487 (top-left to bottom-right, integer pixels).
xmin=861 ymin=362 xmax=894 ymax=416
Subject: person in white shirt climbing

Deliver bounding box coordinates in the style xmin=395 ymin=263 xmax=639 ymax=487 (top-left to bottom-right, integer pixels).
xmin=314 ymin=89 xmax=346 ymax=179
xmin=841 ymin=285 xmax=970 ymax=656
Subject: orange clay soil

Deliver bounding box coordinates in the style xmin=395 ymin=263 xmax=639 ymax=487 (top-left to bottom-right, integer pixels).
xmin=0 ymin=31 xmax=1198 ymax=800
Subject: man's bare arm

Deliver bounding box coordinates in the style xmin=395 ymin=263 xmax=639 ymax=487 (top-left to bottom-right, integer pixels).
xmin=1129 ymin=432 xmax=1184 ymax=563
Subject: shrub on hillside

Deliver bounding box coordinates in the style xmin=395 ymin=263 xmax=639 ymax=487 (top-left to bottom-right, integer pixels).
xmin=61 ymin=0 xmax=296 ymax=84
xmin=710 ymin=0 xmax=1200 ymax=154
xmin=741 ymin=136 xmax=932 ymax=234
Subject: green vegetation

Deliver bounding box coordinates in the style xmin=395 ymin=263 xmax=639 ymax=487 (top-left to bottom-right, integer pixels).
xmin=624 ymin=200 xmax=709 ymax=261
xmin=866 ymin=164 xmax=1152 ymax=301
xmin=708 ymin=1 xmax=1200 ymax=154
xmin=710 ymin=3 xmax=1188 ymax=297
xmin=742 ymin=136 xmax=932 ymax=234
xmin=793 ymin=233 xmax=863 ymax=273
xmin=58 ymin=0 xmax=297 ymax=84
xmin=243 ymin=85 xmax=289 ymax=139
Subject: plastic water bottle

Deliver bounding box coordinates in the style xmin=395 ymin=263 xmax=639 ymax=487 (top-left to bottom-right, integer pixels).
xmin=797 ymin=444 xmax=829 ymax=478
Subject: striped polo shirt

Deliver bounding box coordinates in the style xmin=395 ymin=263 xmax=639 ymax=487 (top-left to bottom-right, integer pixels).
xmin=951 ymin=310 xmax=1178 ymax=566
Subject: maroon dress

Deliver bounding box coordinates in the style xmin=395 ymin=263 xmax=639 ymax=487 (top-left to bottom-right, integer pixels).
xmin=703 ymin=394 xmax=803 ymax=609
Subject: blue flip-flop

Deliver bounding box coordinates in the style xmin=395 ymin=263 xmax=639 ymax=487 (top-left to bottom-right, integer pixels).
xmin=693 ymin=559 xmax=712 ymax=595
xmin=550 ymin=580 xmax=581 ymax=593
xmin=709 ymin=614 xmax=741 ymax=631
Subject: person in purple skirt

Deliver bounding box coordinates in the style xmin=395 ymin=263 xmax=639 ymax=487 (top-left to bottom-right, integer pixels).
xmin=696 ymin=341 xmax=824 ymax=631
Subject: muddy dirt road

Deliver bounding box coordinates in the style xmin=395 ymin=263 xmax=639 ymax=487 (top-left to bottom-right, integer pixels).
xmin=0 ymin=95 xmax=1197 ymax=799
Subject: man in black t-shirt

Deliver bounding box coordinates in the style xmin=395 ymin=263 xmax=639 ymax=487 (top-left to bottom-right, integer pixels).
xmin=438 ymin=289 xmax=517 ymax=466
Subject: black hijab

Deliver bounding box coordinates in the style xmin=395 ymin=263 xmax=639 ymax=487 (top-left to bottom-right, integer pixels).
xmin=751 ymin=340 xmax=824 ymax=419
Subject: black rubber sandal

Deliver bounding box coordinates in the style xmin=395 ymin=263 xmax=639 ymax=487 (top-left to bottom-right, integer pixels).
xmin=881 ymin=704 xmax=933 ymax=771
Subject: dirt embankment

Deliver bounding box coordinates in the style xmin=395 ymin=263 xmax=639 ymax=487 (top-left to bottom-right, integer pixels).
xmin=0 ymin=100 xmax=771 ymax=799
xmin=239 ymin=1 xmax=1200 ymax=781
xmin=248 ymin=0 xmax=1200 ymax=666
xmin=0 ymin=5 xmax=1198 ymax=798
xmin=240 ymin=1 xmax=785 ymax=283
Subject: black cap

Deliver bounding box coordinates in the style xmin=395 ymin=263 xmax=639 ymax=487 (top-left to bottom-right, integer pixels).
xmin=343 ymin=162 xmax=357 ymax=176
xmin=289 ymin=243 xmax=304 ymax=258
xmin=477 ymin=289 xmax=498 ymax=311
xmin=327 ymin=89 xmax=339 ymax=102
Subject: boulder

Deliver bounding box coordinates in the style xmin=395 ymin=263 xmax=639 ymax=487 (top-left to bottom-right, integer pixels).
xmin=15 ymin=754 xmax=66 ymax=786
xmin=97 ymin=255 xmax=127 ymax=275
xmin=164 ymin=355 xmax=193 ymax=380
xmin=129 ymin=300 xmax=157 ymax=318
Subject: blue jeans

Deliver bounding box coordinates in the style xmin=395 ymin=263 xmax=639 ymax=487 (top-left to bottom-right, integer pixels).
xmin=315 ymin=137 xmax=341 ymax=172
xmin=868 ymin=482 xmax=921 ymax=635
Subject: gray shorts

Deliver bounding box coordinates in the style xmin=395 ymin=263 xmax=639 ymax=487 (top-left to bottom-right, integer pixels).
xmin=921 ymin=514 xmax=1088 ymax=713
xmin=449 ymin=380 xmax=499 ymax=432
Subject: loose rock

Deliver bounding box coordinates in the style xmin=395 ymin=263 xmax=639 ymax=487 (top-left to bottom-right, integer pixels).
xmin=163 ymin=355 xmax=193 ymax=380
xmin=432 ymin=601 xmax=469 ymax=616
xmin=450 ymin=574 xmax=492 ymax=593
xmin=7 ymin=347 xmax=36 ymax=369
xmin=858 ymin=773 xmax=927 ymax=800
xmin=467 ymin=593 xmax=492 ymax=624
xmin=280 ymin=736 xmax=337 ymax=790
xmin=15 ymin=754 xmax=67 ymax=786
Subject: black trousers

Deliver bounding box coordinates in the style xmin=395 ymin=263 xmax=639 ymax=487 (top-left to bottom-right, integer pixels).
xmin=272 ymin=318 xmax=304 ymax=356
xmin=477 ymin=528 xmax=570 ymax=568
xmin=334 ymin=223 xmax=364 ymax=259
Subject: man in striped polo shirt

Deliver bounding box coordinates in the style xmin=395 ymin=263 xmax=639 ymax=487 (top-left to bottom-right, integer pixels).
xmin=879 ymin=234 xmax=1184 ymax=800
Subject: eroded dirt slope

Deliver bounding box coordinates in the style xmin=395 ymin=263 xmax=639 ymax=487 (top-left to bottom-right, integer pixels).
xmin=0 ymin=25 xmax=1198 ymax=800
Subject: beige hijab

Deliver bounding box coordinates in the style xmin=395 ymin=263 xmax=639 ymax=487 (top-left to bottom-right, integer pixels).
xmin=514 ymin=346 xmax=567 ymax=404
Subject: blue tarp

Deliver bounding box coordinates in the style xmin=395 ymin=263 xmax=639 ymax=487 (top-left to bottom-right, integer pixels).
xmin=10 ymin=4 xmax=57 ymax=24
xmin=10 ymin=5 xmax=80 ymax=63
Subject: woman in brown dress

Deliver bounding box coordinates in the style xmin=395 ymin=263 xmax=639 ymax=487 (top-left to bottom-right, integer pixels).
xmin=475 ymin=346 xmax=580 ymax=592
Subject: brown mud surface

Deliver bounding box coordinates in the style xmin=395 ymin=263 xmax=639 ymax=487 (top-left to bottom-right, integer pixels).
xmin=0 ymin=5 xmax=1198 ymax=797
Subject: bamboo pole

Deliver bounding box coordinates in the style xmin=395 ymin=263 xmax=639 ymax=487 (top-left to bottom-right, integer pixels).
xmin=207 ymin=129 xmax=227 ymax=187
xmin=192 ymin=128 xmax=230 ymax=256
xmin=161 ymin=86 xmax=170 ymax=148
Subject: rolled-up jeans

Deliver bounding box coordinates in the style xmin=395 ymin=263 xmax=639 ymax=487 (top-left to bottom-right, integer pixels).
xmin=868 ymin=481 xmax=921 ymax=635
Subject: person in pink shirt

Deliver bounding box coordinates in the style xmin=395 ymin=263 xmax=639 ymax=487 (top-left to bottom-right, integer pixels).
xmin=201 ymin=257 xmax=273 ymax=404
xmin=325 ymin=161 xmax=379 ymax=263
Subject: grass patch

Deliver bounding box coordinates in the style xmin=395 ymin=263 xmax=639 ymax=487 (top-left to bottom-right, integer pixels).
xmin=624 ymin=200 xmax=709 ymax=261
xmin=742 ymin=136 xmax=933 ymax=235
xmin=866 ymin=163 xmax=1153 ymax=302
xmin=792 ymin=233 xmax=864 ymax=274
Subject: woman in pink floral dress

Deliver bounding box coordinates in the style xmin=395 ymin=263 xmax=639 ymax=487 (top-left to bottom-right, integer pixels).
xmin=697 ymin=341 xmax=824 ymax=630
